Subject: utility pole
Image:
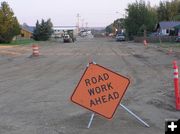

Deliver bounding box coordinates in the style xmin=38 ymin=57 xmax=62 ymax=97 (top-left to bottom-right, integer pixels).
xmin=85 ymin=22 xmax=88 ymax=30
xmin=77 ymin=13 xmax=80 ymax=33
xmin=81 ymin=19 xmax=84 ymax=29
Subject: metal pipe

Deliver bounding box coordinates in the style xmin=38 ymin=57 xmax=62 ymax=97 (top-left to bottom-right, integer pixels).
xmin=87 ymin=113 xmax=95 ymax=129
xmin=120 ymin=103 xmax=150 ymax=127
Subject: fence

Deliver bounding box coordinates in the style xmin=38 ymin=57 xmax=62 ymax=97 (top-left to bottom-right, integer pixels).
xmin=134 ymin=36 xmax=177 ymax=43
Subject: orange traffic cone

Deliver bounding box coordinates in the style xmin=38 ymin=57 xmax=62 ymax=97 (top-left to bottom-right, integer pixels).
xmin=32 ymin=44 xmax=39 ymax=56
xmin=143 ymin=39 xmax=148 ymax=48
xmin=173 ymin=61 xmax=180 ymax=110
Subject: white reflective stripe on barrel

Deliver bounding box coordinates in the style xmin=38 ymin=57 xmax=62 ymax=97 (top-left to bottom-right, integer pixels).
xmin=174 ymin=75 xmax=178 ymax=78
xmin=174 ymin=68 xmax=179 ymax=79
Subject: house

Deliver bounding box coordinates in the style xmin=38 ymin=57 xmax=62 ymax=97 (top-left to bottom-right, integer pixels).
xmin=174 ymin=24 xmax=180 ymax=36
xmin=20 ymin=23 xmax=35 ymax=38
xmin=155 ymin=21 xmax=180 ymax=36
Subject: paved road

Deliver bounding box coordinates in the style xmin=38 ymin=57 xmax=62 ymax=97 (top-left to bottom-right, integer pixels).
xmin=0 ymin=38 xmax=179 ymax=134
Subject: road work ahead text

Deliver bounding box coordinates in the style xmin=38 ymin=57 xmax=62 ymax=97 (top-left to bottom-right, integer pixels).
xmin=85 ymin=73 xmax=120 ymax=107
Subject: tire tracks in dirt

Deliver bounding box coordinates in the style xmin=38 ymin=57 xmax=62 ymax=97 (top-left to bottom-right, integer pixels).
xmin=109 ymin=45 xmax=142 ymax=87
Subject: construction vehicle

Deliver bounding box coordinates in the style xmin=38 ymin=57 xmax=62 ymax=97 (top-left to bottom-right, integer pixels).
xmin=63 ymin=30 xmax=76 ymax=43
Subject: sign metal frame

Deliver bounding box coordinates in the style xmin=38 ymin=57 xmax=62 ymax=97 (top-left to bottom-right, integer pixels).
xmin=71 ymin=61 xmax=150 ymax=128
xmin=71 ymin=62 xmax=130 ymax=119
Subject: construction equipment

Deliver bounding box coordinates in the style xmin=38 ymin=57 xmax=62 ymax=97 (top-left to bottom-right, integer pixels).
xmin=63 ymin=30 xmax=76 ymax=43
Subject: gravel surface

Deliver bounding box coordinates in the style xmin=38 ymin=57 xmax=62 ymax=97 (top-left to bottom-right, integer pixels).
xmin=0 ymin=37 xmax=179 ymax=134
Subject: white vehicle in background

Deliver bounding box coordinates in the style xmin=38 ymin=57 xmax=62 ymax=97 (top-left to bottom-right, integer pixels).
xmin=80 ymin=30 xmax=92 ymax=37
xmin=79 ymin=30 xmax=94 ymax=38
xmin=116 ymin=33 xmax=125 ymax=41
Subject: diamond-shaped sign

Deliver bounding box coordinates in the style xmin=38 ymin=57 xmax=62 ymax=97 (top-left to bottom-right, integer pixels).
xmin=71 ymin=63 xmax=130 ymax=119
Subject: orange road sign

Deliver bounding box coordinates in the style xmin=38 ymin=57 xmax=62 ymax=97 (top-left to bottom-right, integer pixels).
xmin=71 ymin=63 xmax=130 ymax=119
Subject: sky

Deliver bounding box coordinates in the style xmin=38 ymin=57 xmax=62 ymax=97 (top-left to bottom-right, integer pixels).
xmin=2 ymin=0 xmax=162 ymax=27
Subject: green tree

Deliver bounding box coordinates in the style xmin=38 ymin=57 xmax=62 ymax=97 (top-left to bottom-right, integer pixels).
xmin=105 ymin=18 xmax=125 ymax=35
xmin=0 ymin=1 xmax=20 ymax=43
xmin=113 ymin=18 xmax=125 ymax=33
xmin=173 ymin=15 xmax=180 ymax=21
xmin=171 ymin=0 xmax=180 ymax=21
xmin=124 ymin=0 xmax=157 ymax=38
xmin=33 ymin=19 xmax=53 ymax=41
xmin=157 ymin=0 xmax=180 ymax=21
xmin=105 ymin=24 xmax=114 ymax=34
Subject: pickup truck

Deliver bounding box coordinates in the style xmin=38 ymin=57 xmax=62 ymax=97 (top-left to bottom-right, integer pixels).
xmin=116 ymin=33 xmax=125 ymax=41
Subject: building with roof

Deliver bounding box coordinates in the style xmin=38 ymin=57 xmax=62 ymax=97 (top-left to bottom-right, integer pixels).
xmin=174 ymin=24 xmax=180 ymax=36
xmin=20 ymin=23 xmax=35 ymax=39
xmin=156 ymin=21 xmax=180 ymax=36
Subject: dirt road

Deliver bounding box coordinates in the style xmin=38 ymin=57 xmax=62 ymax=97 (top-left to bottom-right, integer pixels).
xmin=0 ymin=38 xmax=179 ymax=134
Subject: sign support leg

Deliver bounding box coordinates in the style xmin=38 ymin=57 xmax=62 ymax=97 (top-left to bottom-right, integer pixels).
xmin=87 ymin=113 xmax=95 ymax=129
xmin=120 ymin=103 xmax=150 ymax=127
xmin=86 ymin=61 xmax=96 ymax=129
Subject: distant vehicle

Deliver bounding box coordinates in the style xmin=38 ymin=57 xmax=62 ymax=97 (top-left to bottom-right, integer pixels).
xmin=116 ymin=33 xmax=125 ymax=41
xmin=175 ymin=36 xmax=180 ymax=42
xmin=63 ymin=34 xmax=72 ymax=43
xmin=149 ymin=32 xmax=159 ymax=37
xmin=63 ymin=30 xmax=76 ymax=43
xmin=52 ymin=26 xmax=77 ymax=40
